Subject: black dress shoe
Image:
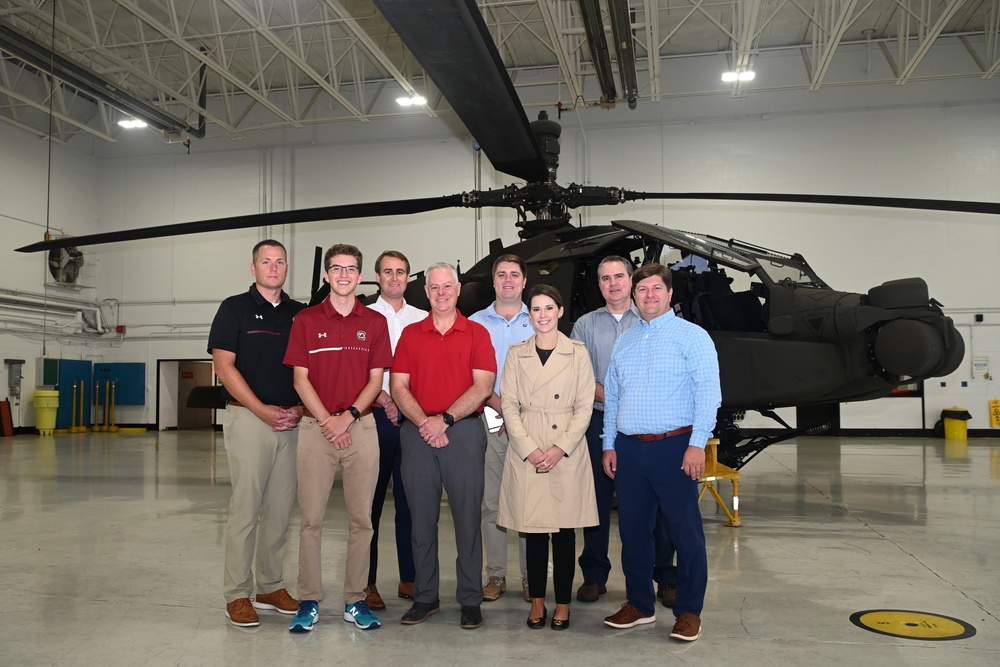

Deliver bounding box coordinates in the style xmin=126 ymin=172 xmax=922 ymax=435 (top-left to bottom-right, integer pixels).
xmin=400 ymin=600 xmax=440 ymax=625
xmin=657 ymin=583 xmax=677 ymax=608
xmin=551 ymin=611 xmax=570 ymax=631
xmin=526 ymin=606 xmax=547 ymax=629
xmin=460 ymin=605 xmax=483 ymax=629
xmin=576 ymin=582 xmax=607 ymax=602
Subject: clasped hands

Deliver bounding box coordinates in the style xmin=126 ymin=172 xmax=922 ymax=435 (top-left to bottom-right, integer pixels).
xmin=265 ymin=405 xmax=303 ymax=432
xmin=416 ymin=415 xmax=449 ymax=448
xmin=527 ymin=445 xmax=565 ymax=472
xmin=318 ymin=411 xmax=356 ymax=450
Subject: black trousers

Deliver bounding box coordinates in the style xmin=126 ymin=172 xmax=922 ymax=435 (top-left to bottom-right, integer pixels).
xmin=526 ymin=528 xmax=575 ymax=605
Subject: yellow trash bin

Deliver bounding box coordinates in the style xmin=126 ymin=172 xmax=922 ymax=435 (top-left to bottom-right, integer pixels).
xmin=33 ymin=390 xmax=60 ymax=435
xmin=941 ymin=407 xmax=971 ymax=440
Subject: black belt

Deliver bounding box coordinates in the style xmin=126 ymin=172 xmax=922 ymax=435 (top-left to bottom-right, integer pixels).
xmin=303 ymin=406 xmax=372 ymax=420
xmin=431 ymin=412 xmax=482 ymax=423
xmin=630 ymin=425 xmax=693 ymax=442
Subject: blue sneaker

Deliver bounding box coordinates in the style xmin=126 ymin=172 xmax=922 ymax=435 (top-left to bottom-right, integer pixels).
xmin=344 ymin=600 xmax=381 ymax=630
xmin=289 ymin=600 xmax=319 ymax=633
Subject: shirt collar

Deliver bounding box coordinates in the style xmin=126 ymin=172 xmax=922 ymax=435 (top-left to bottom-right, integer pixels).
xmin=249 ymin=284 xmax=288 ymax=306
xmin=484 ymin=300 xmax=529 ymax=321
xmin=638 ymin=308 xmax=675 ymax=329
xmin=320 ymin=295 xmax=367 ymax=319
xmin=420 ymin=309 xmax=469 ymax=333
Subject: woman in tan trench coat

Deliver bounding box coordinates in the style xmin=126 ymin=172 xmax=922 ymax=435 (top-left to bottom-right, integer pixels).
xmin=497 ymin=284 xmax=597 ymax=630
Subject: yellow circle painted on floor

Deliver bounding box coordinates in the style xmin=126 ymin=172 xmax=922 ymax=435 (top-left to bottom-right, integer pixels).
xmin=850 ymin=610 xmax=976 ymax=641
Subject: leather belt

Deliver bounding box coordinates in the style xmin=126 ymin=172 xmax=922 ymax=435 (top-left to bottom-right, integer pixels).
xmin=303 ymin=406 xmax=372 ymax=420
xmin=631 ymin=425 xmax=693 ymax=442
xmin=228 ymin=400 xmax=297 ymax=410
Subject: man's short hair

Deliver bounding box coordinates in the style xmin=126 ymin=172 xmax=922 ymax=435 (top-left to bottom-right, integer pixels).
xmin=426 ymin=261 xmax=459 ymax=284
xmin=492 ymin=253 xmax=526 ymax=276
xmin=375 ymin=250 xmax=410 ymax=275
xmin=325 ymin=244 xmax=363 ymax=272
xmin=253 ymin=239 xmax=286 ymax=263
xmin=598 ymin=255 xmax=634 ymax=278
xmin=631 ymin=263 xmax=672 ymax=291
xmin=527 ymin=283 xmax=564 ymax=311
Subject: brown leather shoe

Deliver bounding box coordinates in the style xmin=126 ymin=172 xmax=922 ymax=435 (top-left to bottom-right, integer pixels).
xmin=670 ymin=612 xmax=702 ymax=641
xmin=657 ymin=583 xmax=676 ymax=608
xmin=603 ymin=602 xmax=655 ymax=629
xmin=482 ymin=576 xmax=506 ymax=601
xmin=397 ymin=582 xmax=414 ymax=600
xmin=254 ymin=588 xmax=298 ymax=615
xmin=576 ymin=581 xmax=607 ymax=602
xmin=226 ymin=598 xmax=260 ymax=627
xmin=364 ymin=584 xmax=386 ymax=610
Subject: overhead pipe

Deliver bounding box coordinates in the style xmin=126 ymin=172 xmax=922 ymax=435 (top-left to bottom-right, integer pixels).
xmin=0 ymin=23 xmax=200 ymax=136
xmin=607 ymin=0 xmax=638 ymax=109
xmin=577 ymin=0 xmax=618 ymax=106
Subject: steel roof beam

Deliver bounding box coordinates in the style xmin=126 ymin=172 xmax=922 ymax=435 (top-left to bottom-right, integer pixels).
xmin=897 ymin=0 xmax=966 ymax=83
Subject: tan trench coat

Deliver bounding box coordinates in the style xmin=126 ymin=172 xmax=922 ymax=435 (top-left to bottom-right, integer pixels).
xmin=496 ymin=332 xmax=598 ymax=533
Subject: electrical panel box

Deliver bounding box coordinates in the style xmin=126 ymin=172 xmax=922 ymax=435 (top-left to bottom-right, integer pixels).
xmin=94 ymin=363 xmax=146 ymax=406
xmin=36 ymin=358 xmax=60 ymax=386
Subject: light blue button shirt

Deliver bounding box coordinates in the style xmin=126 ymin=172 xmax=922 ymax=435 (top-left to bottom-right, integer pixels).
xmin=602 ymin=309 xmax=721 ymax=451
xmin=469 ymin=301 xmax=533 ymax=396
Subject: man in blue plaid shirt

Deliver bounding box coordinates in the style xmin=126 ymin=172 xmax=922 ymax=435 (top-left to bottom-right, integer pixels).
xmin=600 ymin=262 xmax=721 ymax=642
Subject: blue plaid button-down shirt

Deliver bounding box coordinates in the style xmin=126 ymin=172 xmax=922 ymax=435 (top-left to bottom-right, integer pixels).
xmin=602 ymin=309 xmax=721 ymax=451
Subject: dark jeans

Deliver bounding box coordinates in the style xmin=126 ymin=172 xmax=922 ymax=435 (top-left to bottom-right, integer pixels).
xmin=578 ymin=410 xmax=677 ymax=587
xmin=368 ymin=406 xmax=415 ymax=585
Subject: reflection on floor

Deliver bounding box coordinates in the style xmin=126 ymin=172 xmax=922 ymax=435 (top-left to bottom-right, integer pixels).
xmin=1 ymin=432 xmax=998 ymax=665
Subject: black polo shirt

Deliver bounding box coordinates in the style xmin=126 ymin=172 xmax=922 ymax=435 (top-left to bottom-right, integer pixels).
xmin=207 ymin=284 xmax=305 ymax=406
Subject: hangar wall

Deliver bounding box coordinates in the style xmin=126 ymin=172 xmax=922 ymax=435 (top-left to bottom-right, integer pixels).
xmin=1 ymin=89 xmax=998 ymax=433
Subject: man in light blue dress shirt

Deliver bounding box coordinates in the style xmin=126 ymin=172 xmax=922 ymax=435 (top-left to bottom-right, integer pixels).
xmin=469 ymin=254 xmax=533 ymax=602
xmin=601 ymin=262 xmax=721 ymax=642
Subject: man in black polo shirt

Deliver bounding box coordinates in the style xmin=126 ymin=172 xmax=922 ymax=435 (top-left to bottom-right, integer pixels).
xmin=208 ymin=239 xmax=305 ymax=627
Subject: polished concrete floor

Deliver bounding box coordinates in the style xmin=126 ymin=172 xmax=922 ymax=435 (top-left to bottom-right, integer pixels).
xmin=1 ymin=431 xmax=998 ymax=666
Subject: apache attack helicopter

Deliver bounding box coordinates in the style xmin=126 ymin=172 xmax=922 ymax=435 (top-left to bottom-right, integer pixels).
xmin=17 ymin=0 xmax=983 ymax=468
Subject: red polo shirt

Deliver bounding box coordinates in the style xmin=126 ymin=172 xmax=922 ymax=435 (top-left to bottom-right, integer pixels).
xmin=284 ymin=296 xmax=392 ymax=413
xmin=392 ymin=310 xmax=496 ymax=414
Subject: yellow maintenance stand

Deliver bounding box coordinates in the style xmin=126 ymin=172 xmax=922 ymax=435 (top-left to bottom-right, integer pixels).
xmin=698 ymin=437 xmax=741 ymax=527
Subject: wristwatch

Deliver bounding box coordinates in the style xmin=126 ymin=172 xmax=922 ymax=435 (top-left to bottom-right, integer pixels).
xmin=441 ymin=412 xmax=455 ymax=427
xmin=347 ymin=406 xmax=362 ymax=420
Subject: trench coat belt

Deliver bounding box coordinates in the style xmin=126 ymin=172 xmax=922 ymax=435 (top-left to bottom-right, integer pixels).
xmin=630 ymin=425 xmax=693 ymax=441
xmin=302 ymin=406 xmax=372 ymax=420
xmin=227 ymin=400 xmax=297 ymax=410
xmin=518 ymin=406 xmax=574 ymax=415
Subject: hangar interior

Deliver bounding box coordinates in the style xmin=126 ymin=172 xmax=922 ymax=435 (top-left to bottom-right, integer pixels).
xmin=1 ymin=1 xmax=998 ymax=664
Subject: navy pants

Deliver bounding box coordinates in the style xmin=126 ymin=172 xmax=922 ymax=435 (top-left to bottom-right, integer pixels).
xmin=614 ymin=431 xmax=707 ymax=617
xmin=579 ymin=410 xmax=677 ymax=587
xmin=368 ymin=407 xmax=415 ymax=586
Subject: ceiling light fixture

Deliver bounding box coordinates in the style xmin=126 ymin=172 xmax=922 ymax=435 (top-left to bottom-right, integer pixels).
xmin=117 ymin=118 xmax=148 ymax=129
xmin=722 ymin=71 xmax=756 ymax=82
xmin=395 ymin=95 xmax=427 ymax=107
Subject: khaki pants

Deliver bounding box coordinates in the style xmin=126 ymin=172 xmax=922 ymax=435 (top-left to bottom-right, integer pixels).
xmin=295 ymin=414 xmax=379 ymax=605
xmin=222 ymin=405 xmax=298 ymax=603
xmin=481 ymin=415 xmax=527 ymax=581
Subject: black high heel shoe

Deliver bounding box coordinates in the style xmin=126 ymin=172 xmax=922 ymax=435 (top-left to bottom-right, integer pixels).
xmin=527 ymin=606 xmax=548 ymax=629
xmin=551 ymin=610 xmax=570 ymax=630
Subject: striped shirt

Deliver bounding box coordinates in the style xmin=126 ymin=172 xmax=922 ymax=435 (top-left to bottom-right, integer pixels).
xmin=602 ymin=310 xmax=721 ymax=451
xmin=570 ymin=304 xmax=641 ymax=411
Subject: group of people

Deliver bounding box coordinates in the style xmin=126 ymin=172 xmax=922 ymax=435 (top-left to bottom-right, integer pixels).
xmin=208 ymin=240 xmax=721 ymax=643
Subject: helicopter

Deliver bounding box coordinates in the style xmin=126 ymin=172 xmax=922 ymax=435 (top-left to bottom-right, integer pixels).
xmin=16 ymin=0 xmax=980 ymax=468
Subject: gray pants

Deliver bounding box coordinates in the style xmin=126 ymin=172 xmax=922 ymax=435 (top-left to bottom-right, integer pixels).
xmin=481 ymin=416 xmax=527 ymax=581
xmin=401 ymin=418 xmax=486 ymax=607
xmin=222 ymin=405 xmax=298 ymax=603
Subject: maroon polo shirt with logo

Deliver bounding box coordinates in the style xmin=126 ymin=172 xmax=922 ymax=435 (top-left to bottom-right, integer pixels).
xmin=392 ymin=310 xmax=497 ymax=415
xmin=283 ymin=296 xmax=392 ymax=413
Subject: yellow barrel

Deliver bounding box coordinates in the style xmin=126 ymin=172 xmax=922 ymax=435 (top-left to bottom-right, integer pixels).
xmin=33 ymin=390 xmax=60 ymax=436
xmin=941 ymin=407 xmax=971 ymax=440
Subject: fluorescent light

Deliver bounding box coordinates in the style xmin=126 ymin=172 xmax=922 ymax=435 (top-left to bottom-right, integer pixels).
xmin=738 ymin=71 xmax=756 ymax=81
xmin=721 ymin=72 xmax=738 ymax=82
xmin=722 ymin=71 xmax=755 ymax=82
xmin=117 ymin=118 xmax=147 ymax=129
xmin=395 ymin=95 xmax=427 ymax=107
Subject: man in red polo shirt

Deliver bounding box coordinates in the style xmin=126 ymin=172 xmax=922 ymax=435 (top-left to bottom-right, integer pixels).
xmin=390 ymin=262 xmax=496 ymax=630
xmin=283 ymin=244 xmax=392 ymax=633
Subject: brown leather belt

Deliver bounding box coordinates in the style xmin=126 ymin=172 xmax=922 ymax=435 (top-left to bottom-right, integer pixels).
xmin=228 ymin=400 xmax=297 ymax=409
xmin=631 ymin=425 xmax=693 ymax=442
xmin=302 ymin=406 xmax=372 ymax=420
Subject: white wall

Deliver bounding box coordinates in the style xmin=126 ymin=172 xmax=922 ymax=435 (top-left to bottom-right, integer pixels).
xmin=1 ymin=78 xmax=998 ymax=431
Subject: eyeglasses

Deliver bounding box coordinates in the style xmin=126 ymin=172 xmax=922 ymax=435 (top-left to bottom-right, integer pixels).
xmin=327 ymin=264 xmax=359 ymax=275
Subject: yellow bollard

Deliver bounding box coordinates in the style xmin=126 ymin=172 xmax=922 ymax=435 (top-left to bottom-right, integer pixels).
xmin=108 ymin=380 xmax=119 ymax=432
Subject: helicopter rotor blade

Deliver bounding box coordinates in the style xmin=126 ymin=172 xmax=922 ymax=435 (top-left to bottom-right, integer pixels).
xmin=622 ymin=191 xmax=1000 ymax=216
xmin=372 ymin=0 xmax=548 ymax=184
xmin=16 ymin=194 xmax=466 ymax=253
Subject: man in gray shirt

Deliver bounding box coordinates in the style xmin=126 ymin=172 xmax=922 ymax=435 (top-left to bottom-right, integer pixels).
xmin=571 ymin=256 xmax=677 ymax=606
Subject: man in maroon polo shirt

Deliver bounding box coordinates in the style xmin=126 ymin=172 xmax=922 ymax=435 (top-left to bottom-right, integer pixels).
xmin=283 ymin=243 xmax=392 ymax=632
xmin=390 ymin=261 xmax=496 ymax=630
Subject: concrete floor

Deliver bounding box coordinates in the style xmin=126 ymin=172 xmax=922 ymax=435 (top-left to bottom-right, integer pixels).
xmin=1 ymin=431 xmax=998 ymax=666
